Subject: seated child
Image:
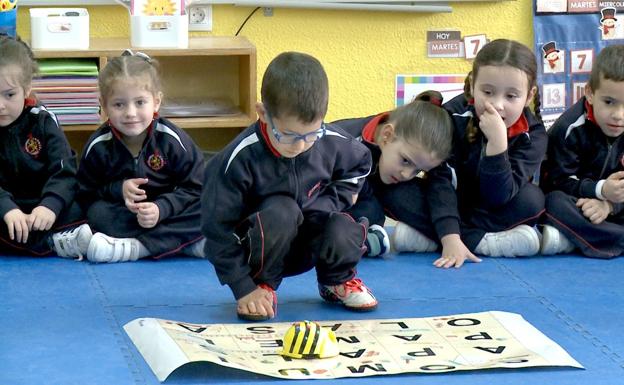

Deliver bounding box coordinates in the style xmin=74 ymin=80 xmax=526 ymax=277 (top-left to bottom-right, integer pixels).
xmin=541 ymin=44 xmax=624 ymax=258
xmin=397 ymin=39 xmax=547 ymax=267
xmin=330 ymin=91 xmax=457 ymax=258
xmin=202 ymin=52 xmax=377 ymax=321
xmin=74 ymin=50 xmax=205 ymax=262
xmin=0 ymin=34 xmax=85 ymax=257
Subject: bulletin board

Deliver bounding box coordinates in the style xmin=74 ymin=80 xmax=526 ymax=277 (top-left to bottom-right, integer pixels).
xmin=533 ymin=0 xmax=624 ymax=127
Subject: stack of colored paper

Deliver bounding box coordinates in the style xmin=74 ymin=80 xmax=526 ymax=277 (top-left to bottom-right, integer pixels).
xmin=33 ymin=59 xmax=100 ymax=126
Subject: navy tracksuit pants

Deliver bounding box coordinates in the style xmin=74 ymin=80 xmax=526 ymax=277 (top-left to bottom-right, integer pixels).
xmin=238 ymin=195 xmax=367 ymax=290
xmin=545 ymin=190 xmax=622 ymax=258
xmin=86 ymin=199 xmax=203 ymax=258
xmin=349 ymin=178 xmax=544 ymax=251
xmin=0 ymin=200 xmax=84 ymax=256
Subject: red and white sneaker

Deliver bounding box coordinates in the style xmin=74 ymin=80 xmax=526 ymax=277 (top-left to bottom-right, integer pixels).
xmin=319 ymin=278 xmax=378 ymax=311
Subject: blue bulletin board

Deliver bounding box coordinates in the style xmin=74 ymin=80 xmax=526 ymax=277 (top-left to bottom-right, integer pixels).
xmin=533 ymin=1 xmax=624 ymax=127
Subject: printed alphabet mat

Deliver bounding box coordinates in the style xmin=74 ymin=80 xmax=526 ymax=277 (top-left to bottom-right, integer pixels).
xmin=124 ymin=311 xmax=582 ymax=381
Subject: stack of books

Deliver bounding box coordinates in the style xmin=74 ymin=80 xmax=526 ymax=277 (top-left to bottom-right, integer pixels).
xmin=32 ymin=59 xmax=100 ymax=126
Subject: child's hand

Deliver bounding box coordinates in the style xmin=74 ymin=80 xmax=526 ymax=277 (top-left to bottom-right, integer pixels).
xmin=122 ymin=178 xmax=149 ymax=213
xmin=237 ymin=286 xmax=276 ymax=319
xmin=136 ymin=202 xmax=159 ymax=228
xmin=577 ymin=198 xmax=612 ymax=224
xmin=601 ymin=171 xmax=624 ymax=203
xmin=434 ymin=233 xmax=482 ymax=268
xmin=27 ymin=206 xmax=57 ymax=231
xmin=479 ymin=102 xmax=507 ymax=155
xmin=4 ymin=208 xmax=30 ymax=243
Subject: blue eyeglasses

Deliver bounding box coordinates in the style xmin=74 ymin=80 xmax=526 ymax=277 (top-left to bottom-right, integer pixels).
xmin=266 ymin=112 xmax=326 ymax=144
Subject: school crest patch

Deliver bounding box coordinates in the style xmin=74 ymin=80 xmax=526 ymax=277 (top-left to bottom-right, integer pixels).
xmin=147 ymin=151 xmax=165 ymax=171
xmin=24 ymin=135 xmax=42 ymax=157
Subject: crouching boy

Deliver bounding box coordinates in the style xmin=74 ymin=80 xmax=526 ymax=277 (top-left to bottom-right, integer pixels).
xmin=202 ymin=52 xmax=377 ymax=321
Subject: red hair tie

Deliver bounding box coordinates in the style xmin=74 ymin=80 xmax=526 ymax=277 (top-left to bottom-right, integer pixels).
xmin=429 ymin=97 xmax=442 ymax=107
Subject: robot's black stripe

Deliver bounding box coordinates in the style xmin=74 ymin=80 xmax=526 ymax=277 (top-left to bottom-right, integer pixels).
xmin=289 ymin=324 xmax=302 ymax=354
xmin=308 ymin=324 xmax=321 ymax=356
xmin=298 ymin=323 xmax=313 ymax=355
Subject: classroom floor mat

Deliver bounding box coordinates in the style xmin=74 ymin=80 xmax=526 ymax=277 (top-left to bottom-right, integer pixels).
xmin=1 ymin=253 xmax=622 ymax=384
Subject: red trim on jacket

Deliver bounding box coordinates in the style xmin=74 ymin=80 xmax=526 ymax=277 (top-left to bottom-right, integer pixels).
xmin=258 ymin=120 xmax=281 ymax=158
xmin=507 ymin=113 xmax=529 ymax=138
xmin=465 ymin=96 xmax=530 ymax=138
xmin=585 ymin=99 xmax=599 ymax=126
xmin=107 ymin=113 xmax=157 ymax=140
xmin=24 ymin=98 xmax=37 ymax=108
xmin=361 ymin=112 xmax=389 ymax=144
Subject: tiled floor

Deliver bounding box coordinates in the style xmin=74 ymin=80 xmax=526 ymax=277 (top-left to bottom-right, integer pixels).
xmin=1 ymin=252 xmax=622 ymax=384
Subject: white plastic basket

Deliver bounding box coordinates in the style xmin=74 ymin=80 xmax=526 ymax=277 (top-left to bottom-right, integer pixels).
xmin=30 ymin=8 xmax=89 ymax=50
xmin=130 ymin=14 xmax=188 ymax=49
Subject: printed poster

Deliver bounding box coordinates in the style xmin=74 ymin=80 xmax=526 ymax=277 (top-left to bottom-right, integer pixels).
xmin=396 ymin=74 xmax=465 ymax=107
xmin=125 ymin=311 xmax=583 ymax=381
xmin=119 ymin=0 xmax=186 ymax=16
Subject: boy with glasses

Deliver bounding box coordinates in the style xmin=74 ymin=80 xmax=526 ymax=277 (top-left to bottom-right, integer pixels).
xmin=202 ymin=52 xmax=377 ymax=321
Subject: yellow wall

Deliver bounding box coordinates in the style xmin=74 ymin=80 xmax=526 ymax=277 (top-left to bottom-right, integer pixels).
xmin=16 ymin=0 xmax=533 ymax=121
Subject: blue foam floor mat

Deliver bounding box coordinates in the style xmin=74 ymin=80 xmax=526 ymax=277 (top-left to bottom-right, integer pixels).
xmin=1 ymin=252 xmax=622 ymax=384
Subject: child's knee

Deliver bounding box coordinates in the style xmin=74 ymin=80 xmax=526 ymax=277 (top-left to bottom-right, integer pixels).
xmin=323 ymin=213 xmax=366 ymax=256
xmin=258 ymin=196 xmax=302 ymax=230
xmin=517 ymin=183 xmax=546 ymax=215
xmin=545 ymin=190 xmax=573 ymax=213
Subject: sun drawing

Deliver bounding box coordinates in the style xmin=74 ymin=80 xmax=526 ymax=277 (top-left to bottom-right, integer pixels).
xmin=0 ymin=0 xmax=18 ymax=11
xmin=143 ymin=0 xmax=177 ymax=16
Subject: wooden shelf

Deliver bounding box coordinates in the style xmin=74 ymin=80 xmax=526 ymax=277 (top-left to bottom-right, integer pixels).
xmin=32 ymin=36 xmax=257 ymax=151
xmin=168 ymin=112 xmax=255 ymax=129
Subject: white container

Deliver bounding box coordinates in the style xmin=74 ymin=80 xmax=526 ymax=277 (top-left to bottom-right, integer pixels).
xmin=130 ymin=15 xmax=188 ymax=49
xmin=30 ymin=8 xmax=89 ymax=50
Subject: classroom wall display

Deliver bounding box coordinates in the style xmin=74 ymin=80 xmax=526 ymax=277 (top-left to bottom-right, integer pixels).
xmin=120 ymin=0 xmax=185 ymax=16
xmin=0 ymin=0 xmax=17 ymax=37
xmin=426 ymin=30 xmax=489 ymax=59
xmin=427 ymin=30 xmax=464 ymax=58
xmin=464 ymin=34 xmax=488 ymax=60
xmin=533 ymin=1 xmax=624 ymax=127
xmin=396 ymin=74 xmax=465 ymax=107
xmin=124 ymin=311 xmax=582 ymax=381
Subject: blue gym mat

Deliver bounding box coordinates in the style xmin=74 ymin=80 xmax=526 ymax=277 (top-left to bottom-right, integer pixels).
xmin=1 ymin=251 xmax=622 ymax=385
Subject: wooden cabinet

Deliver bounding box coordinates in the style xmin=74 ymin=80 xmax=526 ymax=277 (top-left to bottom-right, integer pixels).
xmin=32 ymin=36 xmax=257 ymax=152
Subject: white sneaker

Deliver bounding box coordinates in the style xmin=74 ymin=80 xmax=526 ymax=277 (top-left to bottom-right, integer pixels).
xmin=51 ymin=224 xmax=93 ymax=260
xmin=319 ymin=278 xmax=377 ymax=311
xmin=475 ymin=224 xmax=540 ymax=257
xmin=87 ymin=233 xmax=148 ymax=263
xmin=540 ymin=225 xmax=575 ymax=255
xmin=365 ymin=225 xmax=390 ymax=257
xmin=391 ymin=222 xmax=437 ymax=253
